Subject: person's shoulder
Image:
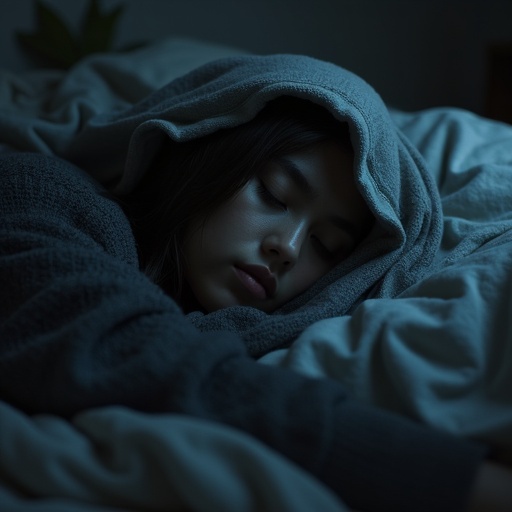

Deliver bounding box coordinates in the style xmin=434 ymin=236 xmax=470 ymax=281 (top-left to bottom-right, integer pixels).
xmin=0 ymin=151 xmax=101 ymax=196
xmin=0 ymin=151 xmax=110 ymax=219
xmin=0 ymin=151 xmax=138 ymax=265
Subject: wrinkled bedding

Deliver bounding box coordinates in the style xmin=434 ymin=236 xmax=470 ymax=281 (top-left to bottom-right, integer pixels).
xmin=0 ymin=401 xmax=343 ymax=512
xmin=1 ymin=37 xmax=512 ymax=510
xmin=261 ymin=107 xmax=512 ymax=450
xmin=0 ymin=38 xmax=247 ymax=158
xmin=0 ymin=38 xmax=348 ymax=512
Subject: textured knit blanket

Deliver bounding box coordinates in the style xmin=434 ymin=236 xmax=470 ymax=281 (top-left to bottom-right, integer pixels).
xmin=0 ymin=39 xmax=442 ymax=357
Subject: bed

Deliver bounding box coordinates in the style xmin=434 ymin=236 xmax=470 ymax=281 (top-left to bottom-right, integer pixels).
xmin=1 ymin=37 xmax=512 ymax=511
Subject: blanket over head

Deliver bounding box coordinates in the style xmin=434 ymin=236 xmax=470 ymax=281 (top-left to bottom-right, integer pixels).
xmin=57 ymin=53 xmax=443 ymax=357
xmin=1 ymin=43 xmax=442 ymax=357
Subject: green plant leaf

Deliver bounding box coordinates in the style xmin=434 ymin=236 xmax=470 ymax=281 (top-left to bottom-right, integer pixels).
xmin=33 ymin=0 xmax=80 ymax=64
xmin=80 ymin=0 xmax=124 ymax=55
xmin=15 ymin=0 xmax=145 ymax=69
xmin=16 ymin=0 xmax=80 ymax=69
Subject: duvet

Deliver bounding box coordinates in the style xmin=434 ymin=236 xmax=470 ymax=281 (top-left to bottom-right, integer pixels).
xmin=1 ymin=37 xmax=511 ymax=511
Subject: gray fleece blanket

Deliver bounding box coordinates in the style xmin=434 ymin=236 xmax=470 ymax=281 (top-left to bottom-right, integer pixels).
xmin=0 ymin=38 xmax=441 ymax=357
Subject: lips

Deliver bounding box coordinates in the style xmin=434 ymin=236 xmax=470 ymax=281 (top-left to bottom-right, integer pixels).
xmin=235 ymin=264 xmax=277 ymax=299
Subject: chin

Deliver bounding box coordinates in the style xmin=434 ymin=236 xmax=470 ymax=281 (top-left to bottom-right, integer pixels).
xmin=193 ymin=289 xmax=240 ymax=313
xmin=188 ymin=280 xmax=281 ymax=313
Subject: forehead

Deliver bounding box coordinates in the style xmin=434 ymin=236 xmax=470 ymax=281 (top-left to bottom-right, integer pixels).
xmin=278 ymin=143 xmax=357 ymax=200
xmin=271 ymin=142 xmax=372 ymax=233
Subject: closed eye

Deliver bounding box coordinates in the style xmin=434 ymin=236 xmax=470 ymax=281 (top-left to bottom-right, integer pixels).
xmin=310 ymin=235 xmax=337 ymax=260
xmin=256 ymin=180 xmax=287 ymax=212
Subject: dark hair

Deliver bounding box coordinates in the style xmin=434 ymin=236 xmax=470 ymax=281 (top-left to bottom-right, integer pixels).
xmin=116 ymin=97 xmax=353 ymax=302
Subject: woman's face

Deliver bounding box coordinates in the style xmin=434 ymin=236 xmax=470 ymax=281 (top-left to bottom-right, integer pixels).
xmin=182 ymin=141 xmax=373 ymax=313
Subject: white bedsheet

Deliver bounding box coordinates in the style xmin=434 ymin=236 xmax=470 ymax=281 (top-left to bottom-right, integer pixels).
xmin=261 ymin=107 xmax=512 ymax=452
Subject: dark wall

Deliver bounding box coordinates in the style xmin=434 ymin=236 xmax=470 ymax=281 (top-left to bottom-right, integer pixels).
xmin=2 ymin=0 xmax=512 ymax=114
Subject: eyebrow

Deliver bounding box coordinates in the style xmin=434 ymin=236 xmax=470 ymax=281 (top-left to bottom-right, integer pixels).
xmin=274 ymin=156 xmax=361 ymax=243
xmin=275 ymin=156 xmax=316 ymax=199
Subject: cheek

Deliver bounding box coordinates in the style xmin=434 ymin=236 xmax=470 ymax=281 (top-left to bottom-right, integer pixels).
xmin=286 ymin=257 xmax=330 ymax=297
xmin=187 ymin=191 xmax=262 ymax=257
xmin=211 ymin=189 xmax=266 ymax=241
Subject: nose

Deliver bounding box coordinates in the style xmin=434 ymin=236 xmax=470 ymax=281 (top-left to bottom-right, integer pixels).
xmin=262 ymin=219 xmax=307 ymax=268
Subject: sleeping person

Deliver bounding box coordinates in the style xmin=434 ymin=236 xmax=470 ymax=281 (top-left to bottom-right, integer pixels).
xmin=117 ymin=98 xmax=374 ymax=314
xmin=1 ymin=53 xmax=512 ymax=511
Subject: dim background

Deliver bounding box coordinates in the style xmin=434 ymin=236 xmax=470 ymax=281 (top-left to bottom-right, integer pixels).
xmin=1 ymin=0 xmax=512 ymax=115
